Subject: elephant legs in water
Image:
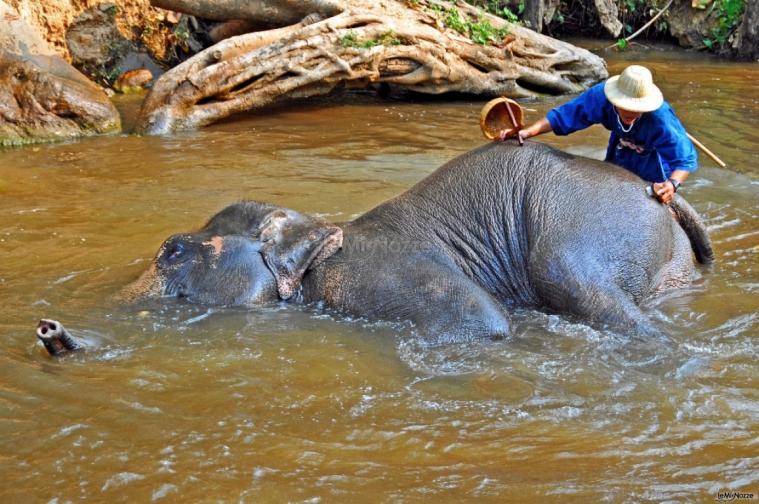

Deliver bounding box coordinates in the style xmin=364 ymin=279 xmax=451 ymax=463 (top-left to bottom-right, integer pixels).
xmin=327 ymin=255 xmax=510 ymax=345
xmin=409 ymin=271 xmax=511 ymax=345
xmin=531 ymin=254 xmax=659 ymax=337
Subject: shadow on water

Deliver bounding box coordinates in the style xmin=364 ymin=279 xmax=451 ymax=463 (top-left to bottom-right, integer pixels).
xmin=0 ymin=44 xmax=757 ymax=501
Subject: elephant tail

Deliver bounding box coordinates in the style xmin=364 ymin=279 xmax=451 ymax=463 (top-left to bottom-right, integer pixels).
xmin=670 ymin=195 xmax=715 ymax=265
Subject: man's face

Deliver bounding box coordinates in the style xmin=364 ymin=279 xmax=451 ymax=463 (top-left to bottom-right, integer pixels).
xmin=616 ymin=107 xmax=643 ymax=126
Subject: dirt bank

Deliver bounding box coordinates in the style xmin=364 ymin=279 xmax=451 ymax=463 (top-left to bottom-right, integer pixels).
xmin=6 ymin=0 xmax=168 ymax=61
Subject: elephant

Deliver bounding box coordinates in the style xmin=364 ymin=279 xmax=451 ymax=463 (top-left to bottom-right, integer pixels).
xmin=38 ymin=141 xmax=714 ymax=354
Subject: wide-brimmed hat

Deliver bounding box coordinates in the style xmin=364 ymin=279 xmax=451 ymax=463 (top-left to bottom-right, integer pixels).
xmin=604 ymin=65 xmax=663 ymax=113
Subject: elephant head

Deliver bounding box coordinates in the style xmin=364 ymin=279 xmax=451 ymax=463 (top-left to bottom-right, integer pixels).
xmin=122 ymin=201 xmax=343 ymax=306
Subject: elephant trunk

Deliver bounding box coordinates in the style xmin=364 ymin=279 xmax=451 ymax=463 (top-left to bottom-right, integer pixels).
xmin=117 ymin=263 xmax=164 ymax=302
xmin=36 ymin=319 xmax=83 ymax=356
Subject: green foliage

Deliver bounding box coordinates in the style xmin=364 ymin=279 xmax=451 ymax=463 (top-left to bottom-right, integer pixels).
xmin=174 ymin=23 xmax=190 ymax=42
xmin=469 ymin=17 xmax=509 ymax=44
xmin=426 ymin=2 xmax=445 ymax=15
xmin=613 ymin=0 xmax=671 ymax=40
xmin=702 ymin=0 xmax=745 ymax=49
xmin=427 ymin=4 xmax=510 ymax=45
xmin=339 ymin=31 xmax=403 ymax=49
xmin=616 ymin=0 xmax=744 ymax=50
xmin=445 ymin=7 xmax=469 ymax=33
xmin=376 ymin=31 xmax=403 ymax=46
xmin=339 ymin=32 xmax=365 ymax=48
xmin=473 ymin=0 xmax=520 ymax=22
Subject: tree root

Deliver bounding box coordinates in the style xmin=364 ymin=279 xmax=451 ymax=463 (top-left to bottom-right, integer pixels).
xmin=136 ymin=0 xmax=607 ymax=135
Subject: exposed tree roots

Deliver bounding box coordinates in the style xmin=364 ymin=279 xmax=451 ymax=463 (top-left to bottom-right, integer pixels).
xmin=136 ymin=0 xmax=607 ymax=135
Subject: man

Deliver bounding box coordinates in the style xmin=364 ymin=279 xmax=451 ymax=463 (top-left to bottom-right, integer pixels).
xmin=517 ymin=65 xmax=697 ymax=204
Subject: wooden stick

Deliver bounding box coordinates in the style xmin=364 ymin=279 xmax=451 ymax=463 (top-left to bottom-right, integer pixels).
xmin=504 ymin=101 xmax=523 ymax=145
xmin=687 ymin=132 xmax=727 ymax=168
xmin=606 ymin=0 xmax=674 ymax=49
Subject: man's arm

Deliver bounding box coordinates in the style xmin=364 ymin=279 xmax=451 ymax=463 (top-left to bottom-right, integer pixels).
xmin=652 ymin=169 xmax=690 ymax=204
xmin=515 ymin=83 xmax=608 ymax=143
xmin=650 ymin=109 xmax=698 ymax=204
xmin=516 ymin=117 xmax=553 ymax=142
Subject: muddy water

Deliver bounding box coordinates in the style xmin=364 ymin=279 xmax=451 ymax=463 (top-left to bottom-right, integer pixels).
xmin=1 ymin=47 xmax=757 ymax=502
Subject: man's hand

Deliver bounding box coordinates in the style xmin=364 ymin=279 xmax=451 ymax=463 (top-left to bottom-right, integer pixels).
xmin=498 ymin=128 xmax=526 ymax=145
xmin=507 ymin=117 xmax=552 ymax=145
xmin=652 ymin=180 xmax=676 ymax=204
xmin=517 ymin=129 xmax=531 ymax=144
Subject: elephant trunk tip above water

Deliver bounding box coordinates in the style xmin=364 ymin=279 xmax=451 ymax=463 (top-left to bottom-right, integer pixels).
xmin=38 ymin=141 xmax=715 ymax=355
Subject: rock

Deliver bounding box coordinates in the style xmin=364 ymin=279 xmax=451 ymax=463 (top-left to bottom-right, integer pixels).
xmin=594 ymin=0 xmax=624 ymax=36
xmin=0 ymin=1 xmax=120 ymax=146
xmin=666 ymin=0 xmax=755 ymax=59
xmin=66 ymin=7 xmax=125 ymax=67
xmin=65 ymin=5 xmax=213 ymax=88
xmin=114 ymin=68 xmax=153 ymax=93
xmin=4 ymin=0 xmax=163 ymax=61
xmin=666 ymin=0 xmax=720 ymax=48
xmin=163 ymin=9 xmax=182 ymax=24
xmin=66 ymin=6 xmax=165 ymax=88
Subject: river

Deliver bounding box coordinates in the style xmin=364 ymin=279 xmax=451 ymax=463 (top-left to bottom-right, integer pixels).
xmin=0 ymin=45 xmax=757 ymax=502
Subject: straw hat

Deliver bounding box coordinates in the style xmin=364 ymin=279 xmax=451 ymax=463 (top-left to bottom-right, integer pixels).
xmin=603 ymin=65 xmax=663 ymax=113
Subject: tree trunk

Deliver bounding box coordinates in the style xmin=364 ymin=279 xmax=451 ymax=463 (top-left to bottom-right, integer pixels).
xmin=543 ymin=0 xmax=560 ymax=26
xmin=136 ymin=0 xmax=608 ymax=135
xmin=733 ymin=0 xmax=759 ymax=61
xmin=524 ymin=0 xmax=544 ymax=33
xmin=151 ymin=0 xmax=343 ymax=24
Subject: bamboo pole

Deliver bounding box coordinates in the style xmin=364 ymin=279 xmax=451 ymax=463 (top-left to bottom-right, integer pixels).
xmin=687 ymin=132 xmax=727 ymax=168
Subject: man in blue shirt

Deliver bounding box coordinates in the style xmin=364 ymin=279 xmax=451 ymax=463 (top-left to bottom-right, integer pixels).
xmin=517 ymin=65 xmax=697 ymax=204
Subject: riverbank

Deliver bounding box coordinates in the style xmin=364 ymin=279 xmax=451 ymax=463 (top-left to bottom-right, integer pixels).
xmin=6 ymin=0 xmax=757 ymax=72
xmin=1 ymin=0 xmax=755 ymax=146
xmin=473 ymin=0 xmax=756 ymax=60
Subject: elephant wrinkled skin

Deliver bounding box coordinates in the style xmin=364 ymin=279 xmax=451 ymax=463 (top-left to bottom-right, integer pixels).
xmin=40 ymin=142 xmax=714 ymax=353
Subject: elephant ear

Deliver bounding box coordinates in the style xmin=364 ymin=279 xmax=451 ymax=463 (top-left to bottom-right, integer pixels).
xmin=258 ymin=209 xmax=343 ymax=300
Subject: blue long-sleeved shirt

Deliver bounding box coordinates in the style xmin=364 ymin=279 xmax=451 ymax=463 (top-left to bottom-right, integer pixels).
xmin=546 ymin=83 xmax=697 ymax=182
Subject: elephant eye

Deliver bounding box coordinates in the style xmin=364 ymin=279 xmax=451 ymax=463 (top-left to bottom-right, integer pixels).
xmin=165 ymin=241 xmax=187 ymax=263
